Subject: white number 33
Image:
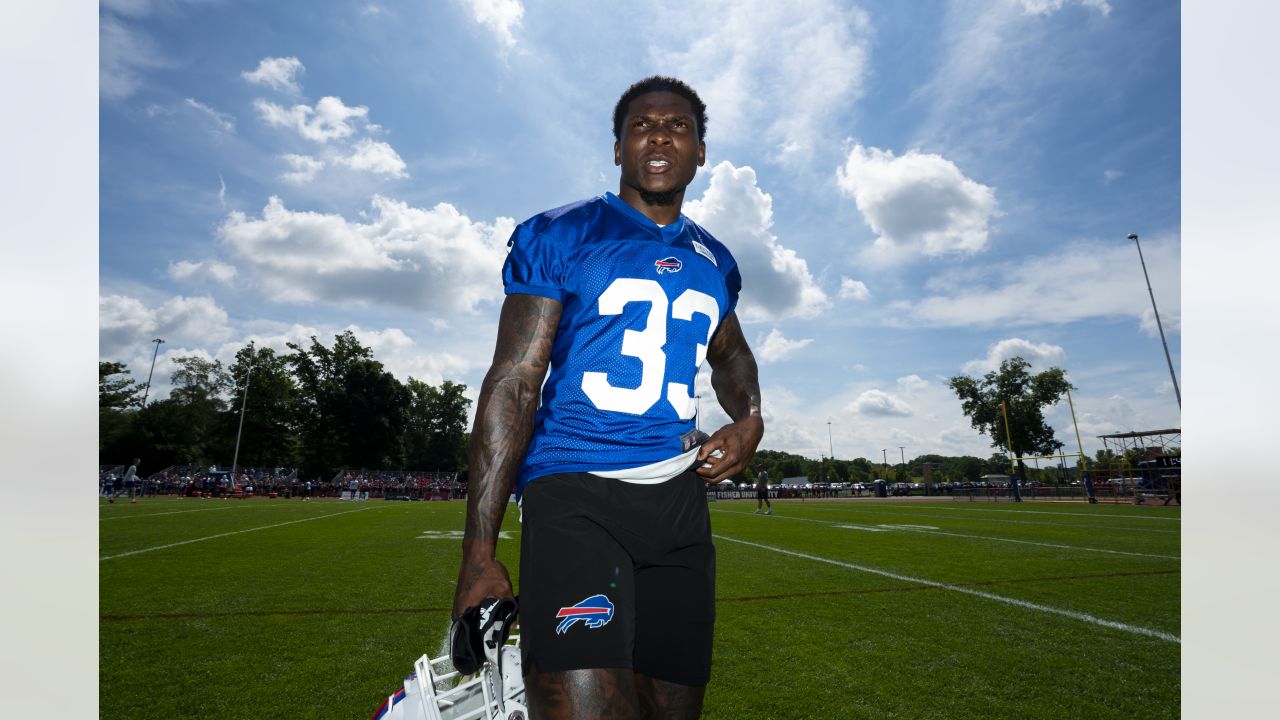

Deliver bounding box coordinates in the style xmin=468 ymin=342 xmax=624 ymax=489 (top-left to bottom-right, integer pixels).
xmin=581 ymin=278 xmax=719 ymax=417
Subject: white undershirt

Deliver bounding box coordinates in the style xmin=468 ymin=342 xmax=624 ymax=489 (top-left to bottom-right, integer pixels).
xmin=592 ymin=446 xmax=700 ymax=484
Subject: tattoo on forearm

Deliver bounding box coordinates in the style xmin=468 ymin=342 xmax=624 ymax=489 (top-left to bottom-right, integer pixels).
xmin=462 ymin=296 xmax=560 ymax=559
xmin=707 ymin=313 xmax=762 ymax=422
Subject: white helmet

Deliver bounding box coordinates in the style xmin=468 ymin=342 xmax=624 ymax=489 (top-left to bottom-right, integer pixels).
xmin=370 ymin=599 xmax=527 ymax=720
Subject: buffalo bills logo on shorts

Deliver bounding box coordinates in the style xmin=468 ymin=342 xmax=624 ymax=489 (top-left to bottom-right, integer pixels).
xmin=655 ymin=257 xmax=682 ymax=274
xmin=555 ymin=594 xmax=615 ymax=635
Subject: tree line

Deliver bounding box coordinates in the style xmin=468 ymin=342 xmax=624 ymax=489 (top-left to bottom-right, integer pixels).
xmin=102 ymin=342 xmax=1141 ymax=484
xmin=100 ymin=331 xmax=471 ymax=480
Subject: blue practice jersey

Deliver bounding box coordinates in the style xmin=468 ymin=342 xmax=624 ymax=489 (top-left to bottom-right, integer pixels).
xmin=503 ymin=192 xmax=742 ymax=498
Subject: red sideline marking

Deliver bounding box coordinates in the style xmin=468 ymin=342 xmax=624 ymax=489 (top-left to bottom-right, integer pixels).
xmin=556 ymin=606 xmax=609 ymax=617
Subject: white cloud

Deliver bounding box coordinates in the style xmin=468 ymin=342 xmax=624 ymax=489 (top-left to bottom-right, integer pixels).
xmin=684 ymin=162 xmax=829 ymax=322
xmin=344 ymin=326 xmax=473 ymax=387
xmin=897 ymin=374 xmax=929 ymax=393
xmin=254 ymin=96 xmax=369 ymax=143
xmin=1014 ymin=0 xmax=1111 ymax=17
xmin=280 ymin=154 xmax=325 ymax=184
xmin=904 ymin=234 xmax=1180 ymax=329
xmin=839 ymin=277 xmax=870 ymax=301
xmin=184 ymin=98 xmax=235 ymax=133
xmin=99 ymin=15 xmax=166 ymax=100
xmin=167 ymin=259 xmax=238 ymax=284
xmin=1103 ymin=168 xmax=1123 ymax=184
xmin=1139 ymin=307 xmax=1180 ymax=338
xmin=655 ymin=0 xmax=871 ymax=160
xmin=461 ymin=0 xmax=524 ymax=50
xmin=850 ymin=388 xmax=913 ymax=417
xmin=99 ymin=294 xmax=234 ymax=361
xmin=756 ymin=328 xmax=813 ymax=363
xmin=336 ymin=138 xmax=409 ymax=178
xmin=241 ymin=56 xmax=305 ymax=94
xmin=838 ymin=144 xmax=999 ymax=263
xmin=217 ymin=195 xmax=513 ymax=315
xmin=961 ymin=338 xmax=1066 ymax=374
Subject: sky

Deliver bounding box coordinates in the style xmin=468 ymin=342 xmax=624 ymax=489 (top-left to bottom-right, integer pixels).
xmin=98 ymin=0 xmax=1182 ymax=466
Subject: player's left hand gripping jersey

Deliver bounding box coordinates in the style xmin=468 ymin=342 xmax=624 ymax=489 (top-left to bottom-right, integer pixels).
xmin=503 ymin=192 xmax=741 ymax=499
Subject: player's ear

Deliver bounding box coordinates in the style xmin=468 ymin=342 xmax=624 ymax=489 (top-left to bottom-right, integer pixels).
xmin=614 ymin=141 xmax=621 ymax=166
xmin=698 ymin=141 xmax=706 ymax=167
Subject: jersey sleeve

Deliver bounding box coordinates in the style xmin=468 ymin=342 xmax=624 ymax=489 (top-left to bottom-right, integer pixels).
xmin=502 ymin=220 xmax=568 ymax=301
xmin=722 ymin=262 xmax=742 ymax=319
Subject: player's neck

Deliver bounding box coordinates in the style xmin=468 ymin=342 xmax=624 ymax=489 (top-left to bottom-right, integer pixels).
xmin=617 ymin=185 xmax=684 ymax=226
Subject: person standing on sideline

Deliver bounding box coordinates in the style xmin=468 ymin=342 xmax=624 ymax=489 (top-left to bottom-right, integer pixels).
xmin=110 ymin=458 xmax=139 ymax=504
xmin=754 ymin=467 xmax=772 ymax=515
xmin=1083 ymin=469 xmax=1098 ymax=504
xmin=452 ymin=76 xmax=764 ymax=719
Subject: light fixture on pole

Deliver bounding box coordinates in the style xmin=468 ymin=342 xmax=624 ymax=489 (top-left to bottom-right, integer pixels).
xmin=1127 ymin=233 xmax=1181 ymax=409
xmin=882 ymin=448 xmax=888 ymax=475
xmin=899 ymin=446 xmax=906 ymax=480
xmin=140 ymin=338 xmax=164 ymax=406
xmin=230 ymin=341 xmax=255 ymax=481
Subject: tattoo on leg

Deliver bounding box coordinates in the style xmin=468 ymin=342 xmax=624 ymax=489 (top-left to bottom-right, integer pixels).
xmin=635 ymin=673 xmax=705 ymax=720
xmin=526 ymin=665 xmax=640 ymax=720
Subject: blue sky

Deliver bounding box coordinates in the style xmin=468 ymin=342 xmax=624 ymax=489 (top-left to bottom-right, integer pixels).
xmin=98 ymin=0 xmax=1181 ymax=464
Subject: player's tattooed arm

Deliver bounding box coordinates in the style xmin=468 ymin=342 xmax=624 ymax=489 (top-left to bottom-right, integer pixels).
xmin=698 ymin=311 xmax=764 ymax=483
xmin=453 ymin=294 xmax=561 ymax=620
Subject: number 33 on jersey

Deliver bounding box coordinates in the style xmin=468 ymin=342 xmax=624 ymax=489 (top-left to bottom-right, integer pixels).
xmin=502 ymin=192 xmax=742 ymax=494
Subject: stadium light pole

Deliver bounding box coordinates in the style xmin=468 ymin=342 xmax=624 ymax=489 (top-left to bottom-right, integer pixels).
xmin=1127 ymin=233 xmax=1181 ymax=409
xmin=899 ymin=446 xmax=906 ymax=481
xmin=230 ymin=341 xmax=255 ymax=481
xmin=140 ymin=337 xmax=164 ymax=406
xmin=882 ymin=448 xmax=888 ymax=477
xmin=827 ymin=421 xmax=834 ymax=459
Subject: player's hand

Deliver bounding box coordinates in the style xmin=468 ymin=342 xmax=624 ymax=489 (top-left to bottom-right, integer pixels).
xmin=452 ymin=557 xmax=514 ymax=621
xmin=695 ymin=414 xmax=764 ymax=484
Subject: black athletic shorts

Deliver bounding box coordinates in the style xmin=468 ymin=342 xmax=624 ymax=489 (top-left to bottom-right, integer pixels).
xmin=756 ymin=488 xmax=768 ymax=501
xmin=517 ymin=470 xmax=715 ymax=686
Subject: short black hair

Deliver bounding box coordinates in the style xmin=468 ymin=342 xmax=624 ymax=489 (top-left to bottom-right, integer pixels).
xmin=613 ymin=75 xmax=708 ymax=143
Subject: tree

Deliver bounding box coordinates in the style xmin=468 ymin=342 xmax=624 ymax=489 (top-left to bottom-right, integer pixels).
xmin=404 ymin=378 xmax=471 ymax=471
xmin=287 ymin=331 xmax=408 ymax=478
xmin=948 ymin=357 xmax=1073 ymax=486
xmin=132 ymin=356 xmax=233 ymax=468
xmin=100 ymin=361 xmax=141 ymax=458
xmin=100 ymin=361 xmax=142 ymax=410
xmin=226 ymin=344 xmax=300 ymax=469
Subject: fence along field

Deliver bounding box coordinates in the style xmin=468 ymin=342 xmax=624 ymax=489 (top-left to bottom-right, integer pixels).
xmin=100 ymin=495 xmax=1180 ymax=719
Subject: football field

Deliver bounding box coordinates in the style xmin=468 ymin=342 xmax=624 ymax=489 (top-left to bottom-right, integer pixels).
xmin=100 ymin=496 xmax=1180 ymax=719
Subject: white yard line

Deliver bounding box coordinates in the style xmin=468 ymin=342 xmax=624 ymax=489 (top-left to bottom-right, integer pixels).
xmin=99 ymin=506 xmax=381 ymax=560
xmin=870 ymin=504 xmax=1180 ymax=521
xmin=797 ymin=505 xmax=1180 ymax=534
xmin=99 ymin=507 xmax=242 ymax=520
xmin=714 ymin=533 xmax=1180 ymax=644
xmin=711 ymin=508 xmax=1178 ymax=559
xmin=896 ymin=527 xmax=1179 ymax=559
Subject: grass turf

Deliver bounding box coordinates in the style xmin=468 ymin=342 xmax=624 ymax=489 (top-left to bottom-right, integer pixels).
xmin=100 ymin=496 xmax=1179 ymax=719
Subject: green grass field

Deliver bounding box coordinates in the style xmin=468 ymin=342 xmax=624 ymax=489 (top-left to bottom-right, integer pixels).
xmin=100 ymin=495 xmax=1180 ymax=719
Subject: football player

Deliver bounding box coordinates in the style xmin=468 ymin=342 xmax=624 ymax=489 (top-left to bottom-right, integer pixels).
xmin=452 ymin=76 xmax=763 ymax=719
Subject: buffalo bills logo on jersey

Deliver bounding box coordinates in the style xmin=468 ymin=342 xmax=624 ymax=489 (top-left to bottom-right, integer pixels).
xmin=555 ymin=594 xmax=615 ymax=635
xmin=655 ymin=257 xmax=682 ymax=274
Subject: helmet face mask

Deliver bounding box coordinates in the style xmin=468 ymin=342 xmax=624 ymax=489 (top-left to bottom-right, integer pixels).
xmin=371 ymin=599 xmax=526 ymax=720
